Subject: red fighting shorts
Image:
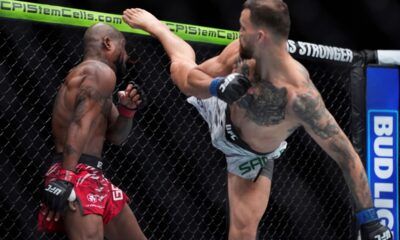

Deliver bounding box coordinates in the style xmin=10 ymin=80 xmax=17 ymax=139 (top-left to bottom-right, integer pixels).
xmin=38 ymin=154 xmax=129 ymax=232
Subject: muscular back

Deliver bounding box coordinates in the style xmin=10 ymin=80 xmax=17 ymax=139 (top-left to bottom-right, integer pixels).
xmin=52 ymin=60 xmax=116 ymax=158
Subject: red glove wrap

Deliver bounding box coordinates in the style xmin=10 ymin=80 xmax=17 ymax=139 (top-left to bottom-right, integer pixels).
xmin=118 ymin=105 xmax=136 ymax=118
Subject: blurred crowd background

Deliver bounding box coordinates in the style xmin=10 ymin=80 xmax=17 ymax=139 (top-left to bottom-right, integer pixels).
xmin=30 ymin=0 xmax=400 ymax=50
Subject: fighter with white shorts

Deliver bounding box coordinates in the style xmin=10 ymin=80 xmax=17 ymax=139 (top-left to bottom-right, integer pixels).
xmin=188 ymin=96 xmax=287 ymax=181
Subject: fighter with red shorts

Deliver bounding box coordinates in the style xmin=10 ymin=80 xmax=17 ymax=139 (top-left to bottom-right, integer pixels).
xmin=38 ymin=23 xmax=147 ymax=240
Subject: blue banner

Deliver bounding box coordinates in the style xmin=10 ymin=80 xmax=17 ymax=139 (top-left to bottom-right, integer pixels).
xmin=366 ymin=66 xmax=399 ymax=239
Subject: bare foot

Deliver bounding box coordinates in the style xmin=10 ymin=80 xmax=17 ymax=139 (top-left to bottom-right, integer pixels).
xmin=123 ymin=8 xmax=196 ymax=64
xmin=122 ymin=8 xmax=168 ymax=36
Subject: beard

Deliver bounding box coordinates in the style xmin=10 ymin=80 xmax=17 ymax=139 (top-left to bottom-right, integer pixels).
xmin=239 ymin=43 xmax=253 ymax=60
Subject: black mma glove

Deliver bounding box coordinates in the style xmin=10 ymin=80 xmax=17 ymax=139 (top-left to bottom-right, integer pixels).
xmin=357 ymin=208 xmax=393 ymax=240
xmin=43 ymin=168 xmax=77 ymax=212
xmin=209 ymin=73 xmax=251 ymax=104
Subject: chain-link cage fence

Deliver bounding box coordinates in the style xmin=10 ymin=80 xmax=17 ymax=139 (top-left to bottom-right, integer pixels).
xmin=0 ymin=19 xmax=357 ymax=240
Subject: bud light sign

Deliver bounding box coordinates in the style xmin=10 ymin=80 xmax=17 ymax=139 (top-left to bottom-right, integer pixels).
xmin=367 ymin=66 xmax=399 ymax=239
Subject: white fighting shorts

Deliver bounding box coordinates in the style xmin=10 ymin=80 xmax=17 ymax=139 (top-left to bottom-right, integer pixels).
xmin=187 ymin=96 xmax=287 ymax=181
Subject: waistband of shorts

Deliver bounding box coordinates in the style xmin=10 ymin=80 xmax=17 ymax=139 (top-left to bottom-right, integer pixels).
xmin=53 ymin=153 xmax=103 ymax=170
xmin=225 ymin=107 xmax=273 ymax=155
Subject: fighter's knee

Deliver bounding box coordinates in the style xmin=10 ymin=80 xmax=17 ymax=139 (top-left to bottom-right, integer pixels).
xmin=169 ymin=44 xmax=195 ymax=63
xmin=229 ymin=216 xmax=260 ymax=240
xmin=169 ymin=61 xmax=196 ymax=93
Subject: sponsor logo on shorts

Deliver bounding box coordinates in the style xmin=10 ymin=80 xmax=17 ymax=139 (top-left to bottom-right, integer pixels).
xmin=86 ymin=193 xmax=106 ymax=203
xmin=238 ymin=157 xmax=267 ymax=175
xmin=86 ymin=204 xmax=105 ymax=209
xmin=111 ymin=185 xmax=123 ymax=201
xmin=97 ymin=161 xmax=103 ymax=169
xmin=225 ymin=124 xmax=237 ymax=141
xmin=87 ymin=193 xmax=97 ymax=203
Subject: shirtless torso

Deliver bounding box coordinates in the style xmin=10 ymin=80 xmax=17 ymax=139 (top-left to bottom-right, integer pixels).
xmin=220 ymin=52 xmax=332 ymax=156
xmin=122 ymin=7 xmax=392 ymax=240
xmin=231 ymin=58 xmax=295 ymax=152
xmin=41 ymin=23 xmax=147 ymax=240
xmin=52 ymin=60 xmax=116 ymax=159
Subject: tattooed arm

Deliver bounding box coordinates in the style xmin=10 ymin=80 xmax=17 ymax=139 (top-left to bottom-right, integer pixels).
xmin=291 ymin=86 xmax=373 ymax=211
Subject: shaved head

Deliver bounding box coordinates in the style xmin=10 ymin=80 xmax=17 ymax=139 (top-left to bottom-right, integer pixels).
xmin=82 ymin=23 xmax=128 ymax=80
xmin=83 ymin=23 xmax=124 ymax=55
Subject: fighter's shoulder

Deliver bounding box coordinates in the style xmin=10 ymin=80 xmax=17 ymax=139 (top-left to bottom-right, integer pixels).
xmin=78 ymin=60 xmax=115 ymax=79
xmin=289 ymin=60 xmax=316 ymax=92
xmin=65 ymin=60 xmax=115 ymax=92
xmin=286 ymin=62 xmax=323 ymax=113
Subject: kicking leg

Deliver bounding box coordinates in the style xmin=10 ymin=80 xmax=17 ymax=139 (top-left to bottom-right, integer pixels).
xmin=123 ymin=8 xmax=197 ymax=90
xmin=122 ymin=8 xmax=195 ymax=64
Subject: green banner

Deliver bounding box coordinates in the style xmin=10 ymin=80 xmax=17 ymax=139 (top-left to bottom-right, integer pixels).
xmin=0 ymin=0 xmax=238 ymax=45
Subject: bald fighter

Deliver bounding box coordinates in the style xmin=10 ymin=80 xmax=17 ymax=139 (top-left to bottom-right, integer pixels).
xmin=123 ymin=3 xmax=392 ymax=240
xmin=38 ymin=23 xmax=147 ymax=240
